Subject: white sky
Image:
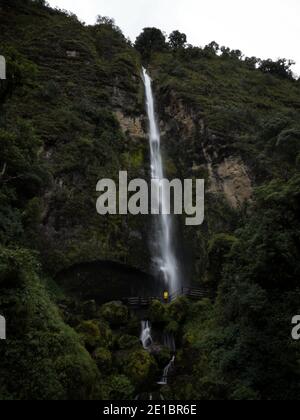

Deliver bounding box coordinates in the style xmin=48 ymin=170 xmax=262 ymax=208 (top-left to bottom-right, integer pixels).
xmin=48 ymin=0 xmax=300 ymax=75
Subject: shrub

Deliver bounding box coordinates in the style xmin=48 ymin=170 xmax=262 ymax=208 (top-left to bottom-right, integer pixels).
xmin=100 ymin=302 xmax=129 ymax=327
xmin=0 ymin=247 xmax=101 ymax=400
xmin=123 ymin=349 xmax=157 ymax=386
xmin=94 ymin=347 xmax=112 ymax=373
xmin=276 ymin=128 xmax=300 ymax=163
xmin=167 ymin=296 xmax=189 ymax=323
xmin=148 ymin=299 xmax=168 ymax=324
xmin=106 ymin=375 xmax=135 ymax=400
xmin=117 ymin=334 xmax=140 ymax=350
xmin=76 ymin=320 xmax=102 ymax=351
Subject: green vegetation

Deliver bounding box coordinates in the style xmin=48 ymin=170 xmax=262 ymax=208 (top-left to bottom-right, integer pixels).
xmin=0 ymin=247 xmax=101 ymax=400
xmin=135 ymin=28 xmax=167 ymax=62
xmin=168 ymin=31 xmax=187 ymax=50
xmin=144 ymin=24 xmax=300 ymax=401
xmin=1 ymin=0 xmax=300 ymax=401
xmin=100 ymin=301 xmax=129 ymax=327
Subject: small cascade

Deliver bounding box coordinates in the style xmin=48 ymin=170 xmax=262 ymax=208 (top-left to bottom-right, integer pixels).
xmin=158 ymin=355 xmax=175 ymax=385
xmin=157 ymin=331 xmax=176 ymax=385
xmin=140 ymin=320 xmax=152 ymax=349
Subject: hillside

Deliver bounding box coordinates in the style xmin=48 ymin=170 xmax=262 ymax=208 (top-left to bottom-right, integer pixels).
xmin=0 ymin=0 xmax=300 ymax=400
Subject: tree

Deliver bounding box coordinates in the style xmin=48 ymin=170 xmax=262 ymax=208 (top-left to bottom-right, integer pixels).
xmin=208 ymin=233 xmax=237 ymax=286
xmin=220 ymin=46 xmax=231 ymax=58
xmin=135 ymin=28 xmax=167 ymax=61
xmin=259 ymin=58 xmax=295 ymax=79
xmin=245 ymin=56 xmax=260 ymax=69
xmin=205 ymin=41 xmax=220 ymax=55
xmin=168 ymin=30 xmax=187 ymax=50
xmin=31 ymin=0 xmax=48 ymax=5
xmin=230 ymin=49 xmax=243 ymax=60
xmin=96 ymin=15 xmax=115 ymax=26
xmin=276 ymin=128 xmax=300 ymax=163
xmin=95 ymin=15 xmax=123 ymax=36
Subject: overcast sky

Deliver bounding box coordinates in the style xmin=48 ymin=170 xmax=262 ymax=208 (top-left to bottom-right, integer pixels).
xmin=48 ymin=0 xmax=300 ymax=75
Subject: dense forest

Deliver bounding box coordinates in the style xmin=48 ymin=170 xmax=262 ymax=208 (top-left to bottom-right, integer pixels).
xmin=0 ymin=0 xmax=300 ymax=400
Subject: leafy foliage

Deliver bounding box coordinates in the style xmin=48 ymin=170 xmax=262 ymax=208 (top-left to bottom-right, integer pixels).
xmin=135 ymin=28 xmax=167 ymax=61
xmin=0 ymin=247 xmax=102 ymax=400
xmin=169 ymin=31 xmax=187 ymax=50
xmin=259 ymin=58 xmax=295 ymax=80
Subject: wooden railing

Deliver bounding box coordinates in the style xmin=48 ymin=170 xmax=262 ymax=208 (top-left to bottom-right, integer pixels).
xmin=122 ymin=286 xmax=211 ymax=308
xmin=122 ymin=296 xmax=159 ymax=307
xmin=169 ymin=286 xmax=211 ymax=301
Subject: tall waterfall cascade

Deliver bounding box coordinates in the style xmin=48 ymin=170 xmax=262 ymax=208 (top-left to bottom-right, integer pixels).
xmin=142 ymin=68 xmax=180 ymax=295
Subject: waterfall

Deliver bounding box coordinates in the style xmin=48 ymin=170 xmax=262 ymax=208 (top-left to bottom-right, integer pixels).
xmin=142 ymin=68 xmax=180 ymax=295
xmin=140 ymin=320 xmax=152 ymax=349
xmin=157 ymin=355 xmax=175 ymax=385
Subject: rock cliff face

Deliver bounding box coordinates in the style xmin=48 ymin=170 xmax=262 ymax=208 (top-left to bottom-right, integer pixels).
xmin=208 ymin=157 xmax=252 ymax=208
xmin=114 ymin=110 xmax=146 ymax=140
xmin=158 ymin=90 xmax=253 ymax=209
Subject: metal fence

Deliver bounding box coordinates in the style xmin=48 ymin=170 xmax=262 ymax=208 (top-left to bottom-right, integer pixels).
xmin=122 ymin=286 xmax=212 ymax=308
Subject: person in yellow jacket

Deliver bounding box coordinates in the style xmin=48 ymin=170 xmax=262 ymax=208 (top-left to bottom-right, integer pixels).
xmin=163 ymin=290 xmax=169 ymax=303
